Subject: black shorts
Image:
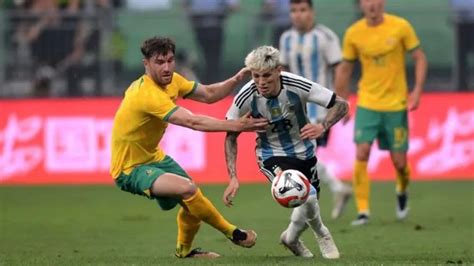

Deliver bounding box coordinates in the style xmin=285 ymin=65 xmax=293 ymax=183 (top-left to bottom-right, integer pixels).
xmin=316 ymin=128 xmax=331 ymax=147
xmin=259 ymin=156 xmax=320 ymax=195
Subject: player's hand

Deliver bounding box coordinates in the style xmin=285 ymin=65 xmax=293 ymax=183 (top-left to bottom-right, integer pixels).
xmin=342 ymin=112 xmax=351 ymax=124
xmin=233 ymin=67 xmax=251 ymax=83
xmin=408 ymin=90 xmax=421 ymax=111
xmin=236 ymin=111 xmax=268 ymax=132
xmin=300 ymin=123 xmax=325 ymax=140
xmin=223 ymin=178 xmax=239 ymax=207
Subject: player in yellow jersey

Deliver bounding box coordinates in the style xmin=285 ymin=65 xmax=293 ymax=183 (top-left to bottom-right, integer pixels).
xmin=334 ymin=0 xmax=427 ymax=226
xmin=110 ymin=36 xmax=268 ymax=258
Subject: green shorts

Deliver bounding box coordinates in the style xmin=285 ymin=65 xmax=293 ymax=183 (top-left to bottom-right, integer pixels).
xmin=354 ymin=106 xmax=409 ymax=151
xmin=115 ymin=155 xmax=192 ymax=211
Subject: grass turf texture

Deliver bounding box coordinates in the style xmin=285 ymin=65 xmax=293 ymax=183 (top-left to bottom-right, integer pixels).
xmin=1 ymin=181 xmax=472 ymax=265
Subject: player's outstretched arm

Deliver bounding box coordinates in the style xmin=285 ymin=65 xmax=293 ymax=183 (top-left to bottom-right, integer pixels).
xmin=167 ymin=107 xmax=268 ymax=132
xmin=186 ymin=67 xmax=250 ymax=104
xmin=223 ymin=132 xmax=241 ymax=207
xmin=300 ymin=96 xmax=349 ymax=140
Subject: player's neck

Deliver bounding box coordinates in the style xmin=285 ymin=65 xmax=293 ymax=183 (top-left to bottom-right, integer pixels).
xmin=297 ymin=23 xmax=315 ymax=34
xmin=366 ymin=14 xmax=384 ymax=27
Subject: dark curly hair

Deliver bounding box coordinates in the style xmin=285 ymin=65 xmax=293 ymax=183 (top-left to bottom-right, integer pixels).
xmin=140 ymin=36 xmax=176 ymax=59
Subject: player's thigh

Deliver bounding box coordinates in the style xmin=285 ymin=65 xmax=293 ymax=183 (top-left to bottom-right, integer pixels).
xmin=148 ymin=156 xmax=196 ymax=210
xmin=354 ymin=106 xmax=382 ymax=145
xmin=115 ymin=164 xmax=166 ymax=198
xmin=379 ymin=110 xmax=409 ymax=152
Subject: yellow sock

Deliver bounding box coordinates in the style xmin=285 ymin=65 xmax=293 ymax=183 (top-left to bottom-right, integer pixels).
xmin=183 ymin=188 xmax=237 ymax=239
xmin=353 ymin=160 xmax=370 ymax=214
xmin=396 ymin=165 xmax=410 ymax=193
xmin=175 ymin=207 xmax=201 ymax=258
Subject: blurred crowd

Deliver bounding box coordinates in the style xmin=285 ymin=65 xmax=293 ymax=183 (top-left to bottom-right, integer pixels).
xmin=1 ymin=0 xmax=473 ymax=98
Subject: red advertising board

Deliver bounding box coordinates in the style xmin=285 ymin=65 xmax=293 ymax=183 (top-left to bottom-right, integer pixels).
xmin=0 ymin=93 xmax=473 ymax=185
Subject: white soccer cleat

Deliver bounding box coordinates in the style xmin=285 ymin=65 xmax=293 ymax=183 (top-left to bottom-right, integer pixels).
xmin=350 ymin=213 xmax=369 ymax=226
xmin=280 ymin=230 xmax=314 ymax=258
xmin=396 ymin=206 xmax=410 ymax=220
xmin=331 ymin=185 xmax=352 ymax=219
xmin=316 ymin=232 xmax=340 ymax=259
xmin=396 ymin=192 xmax=409 ymax=220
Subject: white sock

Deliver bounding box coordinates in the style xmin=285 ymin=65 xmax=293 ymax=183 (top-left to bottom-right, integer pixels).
xmin=317 ymin=161 xmax=343 ymax=193
xmin=305 ymin=195 xmax=330 ymax=237
xmin=285 ymin=187 xmax=319 ymax=243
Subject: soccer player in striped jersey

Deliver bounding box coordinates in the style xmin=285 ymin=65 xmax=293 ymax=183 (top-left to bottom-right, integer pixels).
xmin=335 ymin=0 xmax=427 ymax=226
xmin=279 ymin=0 xmax=352 ymax=219
xmin=111 ymin=37 xmax=268 ymax=259
xmin=223 ymin=46 xmax=349 ymax=258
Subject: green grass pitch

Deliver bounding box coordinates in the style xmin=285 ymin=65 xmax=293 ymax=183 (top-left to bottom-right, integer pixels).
xmin=1 ymin=181 xmax=473 ymax=265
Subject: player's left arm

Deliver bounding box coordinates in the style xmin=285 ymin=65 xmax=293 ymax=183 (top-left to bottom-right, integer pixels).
xmin=409 ymin=47 xmax=427 ymax=111
xmin=300 ymin=83 xmax=349 ymax=140
xmin=185 ymin=67 xmax=250 ymax=104
xmin=402 ymin=20 xmax=428 ymax=111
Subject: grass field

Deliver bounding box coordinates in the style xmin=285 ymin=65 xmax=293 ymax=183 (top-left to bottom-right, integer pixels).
xmin=1 ymin=181 xmax=473 ymax=265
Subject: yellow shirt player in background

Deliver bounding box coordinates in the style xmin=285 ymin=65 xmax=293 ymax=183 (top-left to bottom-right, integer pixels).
xmin=110 ymin=36 xmax=268 ymax=258
xmin=334 ymin=0 xmax=427 ymax=226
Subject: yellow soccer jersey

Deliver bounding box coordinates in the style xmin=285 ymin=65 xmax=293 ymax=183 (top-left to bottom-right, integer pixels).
xmin=110 ymin=73 xmax=197 ymax=178
xmin=342 ymin=13 xmax=420 ymax=111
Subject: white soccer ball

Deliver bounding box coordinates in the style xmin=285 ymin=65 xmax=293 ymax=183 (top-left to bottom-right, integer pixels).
xmin=271 ymin=169 xmax=311 ymax=208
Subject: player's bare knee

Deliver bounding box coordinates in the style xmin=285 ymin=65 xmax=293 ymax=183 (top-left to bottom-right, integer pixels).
xmin=393 ymin=160 xmax=406 ymax=173
xmin=356 ymin=147 xmax=370 ymax=161
xmin=180 ymin=180 xmax=197 ymax=199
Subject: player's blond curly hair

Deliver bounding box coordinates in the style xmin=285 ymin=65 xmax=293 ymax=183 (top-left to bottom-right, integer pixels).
xmin=244 ymin=46 xmax=280 ymax=71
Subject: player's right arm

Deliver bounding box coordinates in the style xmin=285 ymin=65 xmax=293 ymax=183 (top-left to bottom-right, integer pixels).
xmin=334 ymin=27 xmax=357 ymax=122
xmin=334 ymin=61 xmax=354 ymax=101
xmin=221 ymin=87 xmax=254 ymax=207
xmin=223 ymin=131 xmax=241 ymax=207
xmin=167 ymin=107 xmax=267 ymax=132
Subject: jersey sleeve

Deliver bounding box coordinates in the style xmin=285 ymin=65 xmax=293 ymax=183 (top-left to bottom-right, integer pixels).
xmin=175 ymin=72 xmax=198 ymax=98
xmin=307 ymin=82 xmax=336 ymax=108
xmin=225 ymin=84 xmax=254 ymax=120
xmin=342 ymin=28 xmax=358 ymax=61
xmin=401 ymin=19 xmax=420 ymax=52
xmin=324 ymin=28 xmax=343 ymax=65
xmin=144 ymin=89 xmax=178 ymax=121
xmin=279 ymin=32 xmax=290 ymax=66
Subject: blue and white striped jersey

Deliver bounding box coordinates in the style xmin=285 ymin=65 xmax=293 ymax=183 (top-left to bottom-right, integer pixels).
xmin=226 ymin=71 xmax=335 ymax=163
xmin=279 ymin=24 xmax=341 ymax=123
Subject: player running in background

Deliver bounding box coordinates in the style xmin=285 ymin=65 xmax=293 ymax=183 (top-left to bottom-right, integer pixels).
xmin=110 ymin=37 xmax=268 ymax=258
xmin=223 ymin=46 xmax=348 ymax=258
xmin=334 ymin=0 xmax=427 ymax=226
xmin=279 ymin=0 xmax=352 ymax=219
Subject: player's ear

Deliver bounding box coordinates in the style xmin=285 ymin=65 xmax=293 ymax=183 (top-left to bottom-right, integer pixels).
xmin=143 ymin=58 xmax=148 ymax=68
xmin=276 ymin=65 xmax=283 ymax=73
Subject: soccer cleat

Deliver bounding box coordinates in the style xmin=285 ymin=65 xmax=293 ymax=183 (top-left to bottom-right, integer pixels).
xmin=331 ymin=185 xmax=352 ymax=219
xmin=396 ymin=192 xmax=409 ymax=220
xmin=176 ymin=248 xmax=220 ymax=259
xmin=280 ymin=230 xmax=314 ymax=258
xmin=230 ymin=229 xmax=257 ymax=248
xmin=316 ymin=232 xmax=340 ymax=259
xmin=350 ymin=213 xmax=369 ymax=226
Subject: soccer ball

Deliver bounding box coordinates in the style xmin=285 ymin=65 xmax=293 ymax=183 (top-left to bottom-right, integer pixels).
xmin=271 ymin=169 xmax=311 ymax=208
